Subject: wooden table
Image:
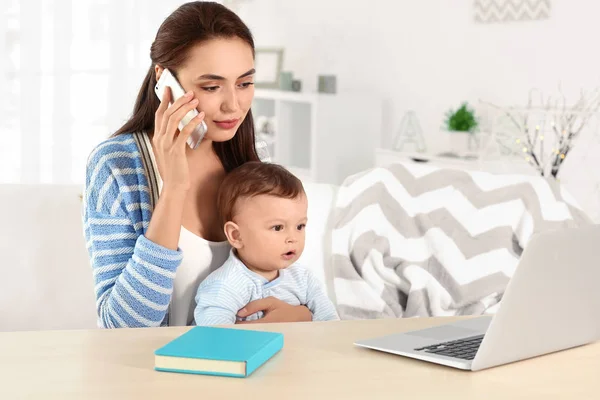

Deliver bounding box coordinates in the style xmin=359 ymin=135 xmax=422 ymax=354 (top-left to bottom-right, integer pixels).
xmin=2 ymin=317 xmax=599 ymax=399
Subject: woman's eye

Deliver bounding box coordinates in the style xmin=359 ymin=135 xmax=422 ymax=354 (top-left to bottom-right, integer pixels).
xmin=239 ymin=82 xmax=254 ymax=88
xmin=272 ymin=225 xmax=283 ymax=232
xmin=297 ymin=224 xmax=306 ymax=231
xmin=202 ymin=86 xmax=219 ymax=92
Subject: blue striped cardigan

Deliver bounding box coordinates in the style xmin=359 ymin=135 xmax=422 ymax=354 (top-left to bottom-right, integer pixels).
xmin=82 ymin=133 xmax=269 ymax=328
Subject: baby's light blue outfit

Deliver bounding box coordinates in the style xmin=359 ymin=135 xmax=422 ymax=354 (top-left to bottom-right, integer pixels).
xmin=194 ymin=250 xmax=339 ymax=325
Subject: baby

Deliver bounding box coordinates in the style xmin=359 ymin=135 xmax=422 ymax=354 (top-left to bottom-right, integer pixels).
xmin=193 ymin=161 xmax=339 ymax=325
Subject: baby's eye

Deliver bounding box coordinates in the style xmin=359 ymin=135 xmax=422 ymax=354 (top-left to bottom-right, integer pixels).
xmin=272 ymin=225 xmax=283 ymax=232
xmin=297 ymin=224 xmax=306 ymax=231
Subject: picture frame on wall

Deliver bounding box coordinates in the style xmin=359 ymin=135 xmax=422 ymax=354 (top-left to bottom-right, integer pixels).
xmin=254 ymin=48 xmax=284 ymax=89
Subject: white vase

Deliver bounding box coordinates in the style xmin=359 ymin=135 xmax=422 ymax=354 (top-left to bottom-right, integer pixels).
xmin=447 ymin=131 xmax=478 ymax=155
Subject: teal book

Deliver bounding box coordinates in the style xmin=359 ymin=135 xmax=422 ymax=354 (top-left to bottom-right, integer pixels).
xmin=154 ymin=326 xmax=284 ymax=378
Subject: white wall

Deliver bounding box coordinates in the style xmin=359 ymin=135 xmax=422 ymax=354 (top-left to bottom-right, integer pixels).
xmin=235 ymin=0 xmax=600 ymax=218
xmin=238 ymin=0 xmax=600 ymax=152
xmin=4 ymin=0 xmax=599 ymax=215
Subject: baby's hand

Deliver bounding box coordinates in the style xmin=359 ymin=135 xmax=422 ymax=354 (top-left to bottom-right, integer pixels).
xmin=235 ymin=311 xmax=263 ymax=323
xmin=236 ymin=297 xmax=311 ymax=324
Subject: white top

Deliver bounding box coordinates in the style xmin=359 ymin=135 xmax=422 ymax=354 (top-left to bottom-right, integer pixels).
xmin=172 ymin=227 xmax=230 ymax=326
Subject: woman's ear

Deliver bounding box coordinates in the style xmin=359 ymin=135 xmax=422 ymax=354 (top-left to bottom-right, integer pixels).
xmin=224 ymin=221 xmax=243 ymax=249
xmin=154 ymin=65 xmax=164 ymax=82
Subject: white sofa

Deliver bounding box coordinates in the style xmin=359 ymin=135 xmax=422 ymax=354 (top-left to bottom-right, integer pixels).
xmin=0 ymin=182 xmax=339 ymax=332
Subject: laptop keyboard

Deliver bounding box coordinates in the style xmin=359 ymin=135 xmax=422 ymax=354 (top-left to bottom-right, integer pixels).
xmin=414 ymin=334 xmax=484 ymax=360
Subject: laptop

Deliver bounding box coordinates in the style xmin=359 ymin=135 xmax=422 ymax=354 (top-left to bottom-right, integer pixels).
xmin=354 ymin=224 xmax=600 ymax=371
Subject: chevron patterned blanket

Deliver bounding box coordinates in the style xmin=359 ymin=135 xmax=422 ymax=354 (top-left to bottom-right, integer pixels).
xmin=330 ymin=162 xmax=591 ymax=319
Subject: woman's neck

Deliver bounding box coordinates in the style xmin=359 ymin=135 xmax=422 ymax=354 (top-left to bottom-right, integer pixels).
xmin=180 ymin=139 xmax=227 ymax=242
xmin=186 ymin=137 xmax=216 ymax=162
xmin=186 ymin=139 xmax=224 ymax=183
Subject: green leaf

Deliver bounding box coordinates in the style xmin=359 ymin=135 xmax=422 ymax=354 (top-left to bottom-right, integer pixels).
xmin=444 ymin=102 xmax=478 ymax=133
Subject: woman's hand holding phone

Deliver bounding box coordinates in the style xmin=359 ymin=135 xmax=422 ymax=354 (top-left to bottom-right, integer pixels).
xmin=153 ymin=86 xmax=205 ymax=193
xmin=145 ymin=87 xmax=205 ymax=250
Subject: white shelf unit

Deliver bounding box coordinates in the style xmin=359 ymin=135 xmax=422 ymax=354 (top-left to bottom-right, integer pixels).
xmin=374 ymin=148 xmax=538 ymax=176
xmin=252 ymin=89 xmax=381 ymax=185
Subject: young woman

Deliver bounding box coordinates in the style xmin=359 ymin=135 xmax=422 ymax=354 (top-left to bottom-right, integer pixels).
xmin=83 ymin=1 xmax=312 ymax=328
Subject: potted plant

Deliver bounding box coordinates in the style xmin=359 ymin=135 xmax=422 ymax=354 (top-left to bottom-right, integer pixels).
xmin=444 ymin=102 xmax=479 ymax=155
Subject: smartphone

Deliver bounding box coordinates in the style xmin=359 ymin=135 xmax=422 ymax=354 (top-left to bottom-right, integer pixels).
xmin=154 ymin=68 xmax=207 ymax=150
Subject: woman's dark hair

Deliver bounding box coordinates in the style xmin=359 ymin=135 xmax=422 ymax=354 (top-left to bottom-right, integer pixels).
xmin=113 ymin=1 xmax=259 ymax=172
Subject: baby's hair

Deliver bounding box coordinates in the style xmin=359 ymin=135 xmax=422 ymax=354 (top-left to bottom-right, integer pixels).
xmin=217 ymin=161 xmax=305 ymax=223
